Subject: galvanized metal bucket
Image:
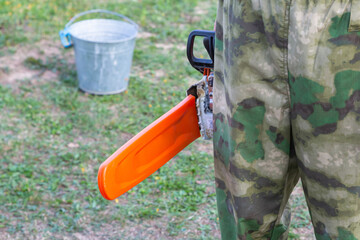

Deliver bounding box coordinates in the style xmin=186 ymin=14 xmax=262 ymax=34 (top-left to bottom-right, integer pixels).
xmin=59 ymin=9 xmax=138 ymax=94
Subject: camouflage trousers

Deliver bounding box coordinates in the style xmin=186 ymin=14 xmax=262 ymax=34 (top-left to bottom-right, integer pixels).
xmin=214 ymin=0 xmax=360 ymax=239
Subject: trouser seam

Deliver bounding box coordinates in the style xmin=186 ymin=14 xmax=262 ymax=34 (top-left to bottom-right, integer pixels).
xmin=270 ymin=1 xmax=292 ymax=239
xmin=282 ymin=0 xmax=292 ymax=109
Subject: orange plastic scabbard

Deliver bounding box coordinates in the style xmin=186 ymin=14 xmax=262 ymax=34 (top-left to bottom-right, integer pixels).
xmin=98 ymin=95 xmax=201 ymax=200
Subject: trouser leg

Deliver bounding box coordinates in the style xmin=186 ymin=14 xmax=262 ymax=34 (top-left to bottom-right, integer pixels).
xmin=288 ymin=1 xmax=360 ymax=239
xmin=214 ymin=1 xmax=299 ymax=239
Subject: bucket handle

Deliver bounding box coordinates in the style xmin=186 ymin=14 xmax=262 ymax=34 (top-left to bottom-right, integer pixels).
xmin=59 ymin=9 xmax=139 ymax=48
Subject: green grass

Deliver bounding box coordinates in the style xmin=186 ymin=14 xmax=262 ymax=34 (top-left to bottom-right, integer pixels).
xmin=288 ymin=182 xmax=314 ymax=239
xmin=0 ymin=0 xmax=219 ymax=238
xmin=0 ymin=0 xmax=313 ymax=239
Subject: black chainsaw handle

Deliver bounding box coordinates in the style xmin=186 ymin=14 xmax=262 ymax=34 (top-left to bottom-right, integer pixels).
xmin=187 ymin=30 xmax=215 ymax=74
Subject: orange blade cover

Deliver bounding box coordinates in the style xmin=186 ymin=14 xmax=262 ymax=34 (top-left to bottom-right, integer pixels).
xmin=98 ymin=95 xmax=201 ymax=200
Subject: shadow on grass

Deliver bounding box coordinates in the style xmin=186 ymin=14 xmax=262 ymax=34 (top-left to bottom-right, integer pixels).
xmin=24 ymin=55 xmax=78 ymax=88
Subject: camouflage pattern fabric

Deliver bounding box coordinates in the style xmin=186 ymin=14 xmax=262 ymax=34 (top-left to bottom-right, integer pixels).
xmin=213 ymin=0 xmax=360 ymax=239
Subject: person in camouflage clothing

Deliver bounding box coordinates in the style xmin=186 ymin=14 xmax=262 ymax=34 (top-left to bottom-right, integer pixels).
xmin=213 ymin=0 xmax=360 ymax=239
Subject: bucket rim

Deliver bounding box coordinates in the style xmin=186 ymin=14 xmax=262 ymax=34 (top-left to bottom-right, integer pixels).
xmin=79 ymin=85 xmax=128 ymax=95
xmin=68 ymin=18 xmax=138 ymax=44
xmin=59 ymin=9 xmax=139 ymax=47
xmin=65 ymin=9 xmax=139 ymax=30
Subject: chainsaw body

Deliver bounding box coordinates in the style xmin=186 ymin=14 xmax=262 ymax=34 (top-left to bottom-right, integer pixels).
xmin=186 ymin=30 xmax=215 ymax=140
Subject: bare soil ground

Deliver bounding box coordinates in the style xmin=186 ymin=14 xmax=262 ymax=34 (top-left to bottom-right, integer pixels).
xmin=0 ymin=39 xmax=71 ymax=89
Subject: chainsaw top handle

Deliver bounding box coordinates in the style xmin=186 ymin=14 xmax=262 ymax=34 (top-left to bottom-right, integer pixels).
xmin=187 ymin=30 xmax=215 ymax=74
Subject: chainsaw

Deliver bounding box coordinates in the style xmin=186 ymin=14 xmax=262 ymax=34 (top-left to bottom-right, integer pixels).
xmin=98 ymin=30 xmax=215 ymax=200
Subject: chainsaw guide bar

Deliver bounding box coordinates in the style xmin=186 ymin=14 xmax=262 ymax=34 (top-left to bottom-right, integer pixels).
xmin=98 ymin=30 xmax=215 ymax=200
